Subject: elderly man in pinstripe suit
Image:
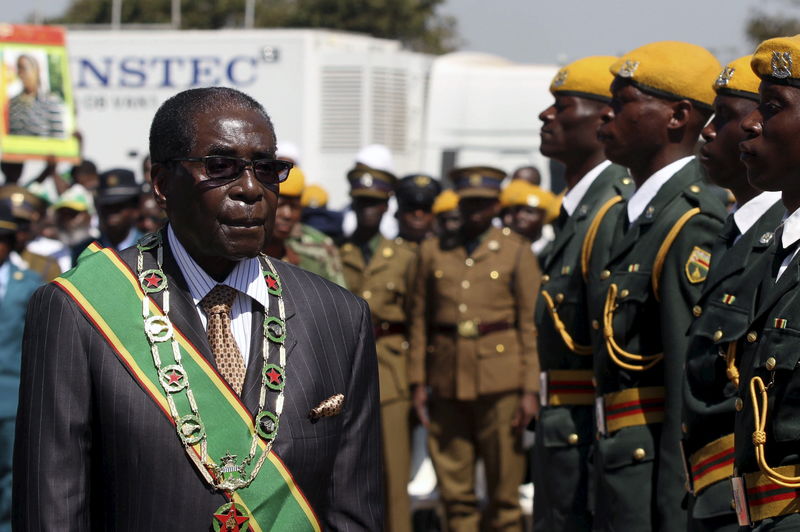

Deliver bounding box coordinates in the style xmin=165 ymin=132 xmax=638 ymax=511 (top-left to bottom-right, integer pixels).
xmin=13 ymin=87 xmax=383 ymax=531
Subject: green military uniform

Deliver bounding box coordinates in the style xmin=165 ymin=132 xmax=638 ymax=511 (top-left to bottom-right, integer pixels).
xmin=533 ymin=163 xmax=632 ymax=531
xmin=409 ymin=166 xmax=541 ymax=532
xmin=286 ymin=223 xmax=347 ymax=287
xmin=682 ymin=198 xmax=783 ymax=532
xmin=585 ymin=159 xmax=726 ymax=530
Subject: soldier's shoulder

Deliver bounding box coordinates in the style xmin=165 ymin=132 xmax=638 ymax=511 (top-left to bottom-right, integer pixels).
xmin=680 ymin=180 xmax=728 ymax=221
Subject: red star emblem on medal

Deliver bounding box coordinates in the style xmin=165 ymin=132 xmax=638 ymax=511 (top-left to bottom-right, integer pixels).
xmin=265 ymin=276 xmax=278 ymax=290
xmin=214 ymin=503 xmax=250 ymax=531
xmin=144 ymin=273 xmax=162 ymax=288
xmin=167 ymin=371 xmax=182 ymax=385
xmin=266 ymin=368 xmax=282 ymax=385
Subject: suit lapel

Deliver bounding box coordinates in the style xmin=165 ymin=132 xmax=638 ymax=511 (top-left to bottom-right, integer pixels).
xmin=754 ymin=251 xmax=800 ymax=324
xmin=543 ymin=217 xmax=576 ymax=270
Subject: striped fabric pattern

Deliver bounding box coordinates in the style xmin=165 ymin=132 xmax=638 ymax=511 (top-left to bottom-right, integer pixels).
xmin=604 ymin=386 xmax=666 ymax=433
xmin=689 ymin=433 xmax=734 ymax=494
xmin=546 ymin=369 xmax=595 ymax=406
xmin=744 ymin=465 xmax=800 ymax=522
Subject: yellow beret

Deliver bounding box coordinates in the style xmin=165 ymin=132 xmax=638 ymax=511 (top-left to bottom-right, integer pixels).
xmin=348 ymin=164 xmax=397 ymax=199
xmin=751 ymin=35 xmax=800 ymax=83
xmin=280 ymin=166 xmax=306 ymax=197
xmin=713 ymin=55 xmax=760 ymax=100
xmin=610 ymin=41 xmax=721 ymax=109
xmin=450 ymin=166 xmax=506 ymax=199
xmin=301 ymin=184 xmax=328 ymax=208
xmin=432 ymin=189 xmax=459 ymax=214
xmin=499 ymin=180 xmax=558 ymax=222
xmin=550 ymin=55 xmax=618 ymax=102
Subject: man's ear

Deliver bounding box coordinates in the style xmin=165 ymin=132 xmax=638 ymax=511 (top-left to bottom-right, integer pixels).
xmin=151 ymin=162 xmax=170 ymax=209
xmin=667 ymin=100 xmax=692 ymax=130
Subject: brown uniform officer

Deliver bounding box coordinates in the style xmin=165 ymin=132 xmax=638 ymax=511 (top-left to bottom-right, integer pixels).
xmin=409 ymin=166 xmax=541 ymax=531
xmin=338 ymin=165 xmax=418 ymax=532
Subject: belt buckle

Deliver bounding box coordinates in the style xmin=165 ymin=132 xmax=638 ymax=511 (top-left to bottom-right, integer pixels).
xmin=730 ymin=476 xmax=752 ymax=526
xmin=457 ymin=320 xmax=479 ymax=338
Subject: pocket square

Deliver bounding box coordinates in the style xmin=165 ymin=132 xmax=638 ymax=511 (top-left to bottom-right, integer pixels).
xmin=309 ymin=393 xmax=344 ymax=420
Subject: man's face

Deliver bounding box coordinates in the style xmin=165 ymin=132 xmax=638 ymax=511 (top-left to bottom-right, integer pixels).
xmin=510 ymin=205 xmax=545 ymax=241
xmin=17 ymin=56 xmax=39 ymax=94
xmin=699 ymin=94 xmax=758 ymax=190
xmin=352 ymin=197 xmax=388 ymax=231
xmin=397 ymin=205 xmax=434 ymax=242
xmin=511 ymin=167 xmax=541 ymax=186
xmin=273 ymin=195 xmax=302 ymax=241
xmin=0 ymin=235 xmax=12 ymax=265
xmin=540 ymin=95 xmax=607 ymax=162
xmin=740 ymin=81 xmax=800 ymax=195
xmin=137 ymin=196 xmax=167 ymax=234
xmin=98 ymin=198 xmax=139 ymax=236
xmin=459 ymin=197 xmax=498 ymax=236
xmin=437 ymin=211 xmax=461 ymax=237
xmin=598 ymin=79 xmax=673 ymax=168
xmin=153 ymin=106 xmax=278 ymax=264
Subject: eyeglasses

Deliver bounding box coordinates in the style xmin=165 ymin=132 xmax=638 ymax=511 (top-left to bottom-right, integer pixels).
xmin=171 ymin=156 xmax=293 ymax=186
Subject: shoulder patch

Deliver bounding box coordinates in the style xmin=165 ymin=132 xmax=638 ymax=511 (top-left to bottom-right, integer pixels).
xmin=685 ymin=246 xmax=711 ymax=284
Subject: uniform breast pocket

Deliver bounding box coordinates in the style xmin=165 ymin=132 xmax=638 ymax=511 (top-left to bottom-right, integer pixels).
xmin=755 ymin=326 xmax=800 ymax=443
xmin=476 ymin=329 xmax=521 ymax=395
xmin=607 ymin=271 xmax=657 ymax=346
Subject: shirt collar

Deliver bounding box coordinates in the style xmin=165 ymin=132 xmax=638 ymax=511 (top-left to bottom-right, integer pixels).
xmin=626 ymin=156 xmax=694 ymax=223
xmin=561 ymin=160 xmax=612 ymax=216
xmin=732 ymin=191 xmax=783 ymax=236
xmin=167 ymin=225 xmax=270 ymax=311
xmin=781 ymin=205 xmax=800 ymax=249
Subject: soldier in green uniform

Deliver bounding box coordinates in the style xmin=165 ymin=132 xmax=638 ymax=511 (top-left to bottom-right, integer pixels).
xmin=531 ymin=55 xmax=633 ymax=532
xmin=409 ymin=166 xmax=541 ymax=532
xmin=585 ymin=41 xmax=727 ymax=531
xmin=265 ymin=166 xmax=347 ymax=286
xmin=730 ymin=35 xmax=800 ymax=530
xmin=339 ymin=165 xmax=423 ymax=532
xmin=682 ymin=55 xmax=784 ymax=532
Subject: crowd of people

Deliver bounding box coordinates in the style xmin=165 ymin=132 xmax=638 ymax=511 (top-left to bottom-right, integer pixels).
xmin=5 ymin=31 xmax=800 ymax=532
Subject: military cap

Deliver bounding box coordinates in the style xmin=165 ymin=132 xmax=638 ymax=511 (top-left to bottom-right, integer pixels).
xmin=301 ymin=184 xmax=328 ymax=208
xmin=54 ymin=186 xmax=92 ymax=212
xmin=280 ymin=166 xmax=306 ymax=197
xmin=0 ymin=200 xmax=18 ymax=236
xmin=347 ymin=164 xmax=397 ymax=200
xmin=751 ymin=35 xmax=800 ymax=85
xmin=0 ymin=185 xmax=46 ymax=220
xmin=432 ymin=189 xmax=459 ymax=214
xmin=713 ymin=55 xmax=760 ymax=101
xmin=96 ymin=168 xmax=141 ymax=206
xmin=450 ymin=166 xmax=506 ymax=199
xmin=550 ymin=55 xmax=618 ymax=102
xmin=499 ymin=180 xmax=558 ymax=222
xmin=395 ymin=174 xmax=443 ymax=211
xmin=610 ymin=41 xmax=721 ymax=109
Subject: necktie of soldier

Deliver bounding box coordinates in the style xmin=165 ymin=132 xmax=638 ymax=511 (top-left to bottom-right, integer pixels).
xmin=201 ymin=284 xmax=246 ymax=395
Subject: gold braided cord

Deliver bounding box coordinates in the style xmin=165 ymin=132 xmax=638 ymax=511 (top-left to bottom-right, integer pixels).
xmin=602 ymin=283 xmax=663 ymax=371
xmin=749 ymin=376 xmax=800 ymax=487
xmin=540 ymin=290 xmax=592 ymax=355
xmin=652 ymin=208 xmax=701 ymax=301
xmin=725 ymin=342 xmax=740 ymax=388
xmin=580 ymin=196 xmax=623 ymax=281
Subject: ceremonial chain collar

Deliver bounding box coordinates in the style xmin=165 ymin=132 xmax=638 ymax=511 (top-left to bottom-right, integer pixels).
xmin=136 ymin=232 xmax=287 ymax=498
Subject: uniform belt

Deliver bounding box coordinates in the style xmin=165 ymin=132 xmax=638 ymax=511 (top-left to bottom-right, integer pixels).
xmin=539 ymin=369 xmax=594 ymax=407
xmin=731 ymin=465 xmax=800 ymax=526
xmin=435 ymin=320 xmax=512 ymax=339
xmin=683 ymin=433 xmax=734 ymax=495
xmin=597 ymin=386 xmax=665 ymax=435
xmin=373 ymin=321 xmax=407 ymax=339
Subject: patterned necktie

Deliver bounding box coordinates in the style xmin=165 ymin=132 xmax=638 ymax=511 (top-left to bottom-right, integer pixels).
xmin=200 ymin=284 xmax=246 ymax=395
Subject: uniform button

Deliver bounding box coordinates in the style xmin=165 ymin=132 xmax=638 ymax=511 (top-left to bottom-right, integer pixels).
xmin=13 ymin=271 xmax=24 ymax=281
xmin=600 ymin=270 xmax=611 ymax=280
xmin=502 ymin=227 xmax=512 ymax=236
xmin=567 ymin=433 xmax=579 ymax=445
xmin=713 ymin=330 xmax=724 ymax=342
xmin=681 ymin=423 xmax=688 ymax=434
xmin=542 ymin=274 xmax=550 ymax=283
xmin=382 ymin=247 xmax=394 ymax=258
xmin=459 ymin=304 xmax=468 ymax=313
xmin=621 ymin=177 xmax=632 ymax=185
xmin=632 ymin=448 xmax=646 ymax=461
xmin=746 ymin=331 xmax=758 ymax=343
xmin=461 ymin=280 xmax=471 ymax=289
xmin=556 ymin=293 xmax=565 ymax=303
xmin=401 ymin=341 xmax=409 ymax=350
xmin=496 ymin=344 xmax=505 ymax=353
xmin=619 ymin=289 xmax=629 ymax=298
xmin=490 ymin=271 xmax=500 ymax=280
xmin=488 ymin=240 xmax=500 ymax=251
xmin=690 ymin=185 xmax=701 ymax=193
xmin=766 ymin=357 xmax=777 ymax=371
xmin=592 ymin=320 xmax=600 ymax=330
xmin=362 ymin=290 xmax=372 ymax=299
xmin=386 ymin=282 xmax=395 ymax=290
xmin=435 ymin=270 xmax=444 ymax=279
xmin=735 ymin=398 xmax=743 ymax=411
xmin=465 ymin=258 xmax=475 ymax=267
xmin=692 ymin=305 xmax=702 ymax=317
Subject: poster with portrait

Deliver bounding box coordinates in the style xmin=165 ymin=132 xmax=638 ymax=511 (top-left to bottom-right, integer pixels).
xmin=0 ymin=24 xmax=79 ymax=162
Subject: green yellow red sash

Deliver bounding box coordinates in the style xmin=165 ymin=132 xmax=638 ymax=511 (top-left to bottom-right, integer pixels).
xmin=54 ymin=245 xmax=320 ymax=531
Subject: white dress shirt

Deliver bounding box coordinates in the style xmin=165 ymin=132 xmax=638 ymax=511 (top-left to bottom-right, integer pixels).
xmin=167 ymin=225 xmax=270 ymax=367
xmin=626 ymin=156 xmax=694 ymax=223
xmin=561 ymin=160 xmax=613 ymax=216
xmin=777 ymin=205 xmax=800 ymax=280
xmin=732 ymin=191 xmax=783 ymax=243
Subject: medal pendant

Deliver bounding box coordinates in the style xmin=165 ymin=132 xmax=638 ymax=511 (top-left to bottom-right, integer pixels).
xmin=213 ymin=502 xmax=251 ymax=531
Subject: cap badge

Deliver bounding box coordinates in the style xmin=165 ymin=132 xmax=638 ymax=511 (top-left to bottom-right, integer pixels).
xmin=714 ymin=66 xmax=734 ymax=89
xmin=771 ymin=51 xmax=793 ymax=79
xmin=361 ymin=173 xmax=374 ymax=187
xmin=618 ymin=60 xmax=639 ymax=78
xmin=760 ymin=231 xmax=774 ymax=245
xmin=10 ymin=192 xmax=24 ymax=206
xmin=552 ymin=69 xmax=568 ymax=88
xmin=107 ymin=175 xmax=119 ymax=187
xmin=469 ymin=173 xmax=483 ymax=187
xmin=525 ymin=195 xmax=540 ymax=207
xmin=414 ymin=175 xmax=431 ymax=187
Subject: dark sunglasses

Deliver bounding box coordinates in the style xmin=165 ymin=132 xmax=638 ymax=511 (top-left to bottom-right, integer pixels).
xmin=171 ymin=156 xmax=293 ymax=186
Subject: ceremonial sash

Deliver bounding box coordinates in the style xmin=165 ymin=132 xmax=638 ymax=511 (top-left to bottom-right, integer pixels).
xmin=54 ymin=246 xmax=320 ymax=531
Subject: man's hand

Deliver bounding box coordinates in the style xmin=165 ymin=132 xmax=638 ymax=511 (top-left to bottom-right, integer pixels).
xmin=412 ymin=384 xmax=429 ymax=428
xmin=512 ymin=391 xmax=539 ymax=434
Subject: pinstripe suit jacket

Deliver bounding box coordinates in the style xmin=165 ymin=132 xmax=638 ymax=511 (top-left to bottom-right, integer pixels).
xmin=13 ymin=240 xmax=383 ymax=531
